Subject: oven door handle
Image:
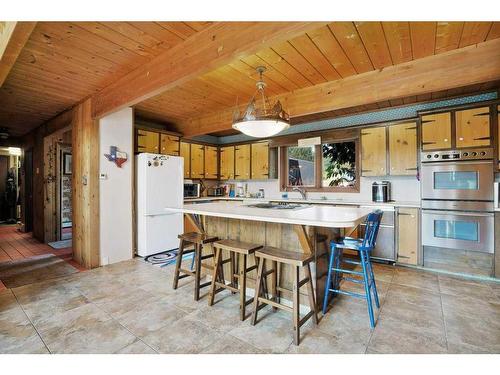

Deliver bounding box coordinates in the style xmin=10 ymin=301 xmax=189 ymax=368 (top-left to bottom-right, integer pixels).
xmin=422 ymin=210 xmax=494 ymax=217
xmin=420 ymin=160 xmax=494 ymax=167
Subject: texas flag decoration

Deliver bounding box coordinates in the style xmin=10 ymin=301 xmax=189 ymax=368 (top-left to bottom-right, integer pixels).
xmin=104 ymin=146 xmax=128 ymax=168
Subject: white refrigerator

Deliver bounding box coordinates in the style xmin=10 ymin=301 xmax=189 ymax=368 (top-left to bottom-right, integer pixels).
xmin=136 ymin=153 xmax=184 ymax=257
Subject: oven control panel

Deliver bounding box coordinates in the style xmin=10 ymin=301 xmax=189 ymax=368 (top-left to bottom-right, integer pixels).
xmin=421 ymin=148 xmax=494 ymax=162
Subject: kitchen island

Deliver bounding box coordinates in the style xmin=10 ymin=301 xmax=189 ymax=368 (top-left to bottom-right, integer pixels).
xmin=165 ymin=201 xmax=373 ymax=306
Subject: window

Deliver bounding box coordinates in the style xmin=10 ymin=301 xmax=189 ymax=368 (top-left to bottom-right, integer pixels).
xmin=322 ymin=141 xmax=356 ymax=188
xmin=287 ymin=146 xmax=315 ymax=186
xmin=280 ymin=138 xmax=359 ymax=192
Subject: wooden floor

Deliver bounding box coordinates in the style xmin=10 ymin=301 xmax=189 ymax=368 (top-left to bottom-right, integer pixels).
xmin=0 ymin=224 xmax=79 ymax=291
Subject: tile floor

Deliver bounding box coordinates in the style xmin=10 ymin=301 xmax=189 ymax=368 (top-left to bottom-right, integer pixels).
xmin=0 ymin=258 xmax=499 ymax=354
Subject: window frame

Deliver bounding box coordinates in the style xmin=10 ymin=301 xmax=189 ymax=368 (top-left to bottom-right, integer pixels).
xmin=279 ymin=137 xmax=360 ymax=193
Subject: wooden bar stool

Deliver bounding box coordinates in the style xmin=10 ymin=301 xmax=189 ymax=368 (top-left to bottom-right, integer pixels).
xmin=172 ymin=232 xmax=219 ymax=301
xmin=251 ymin=246 xmax=318 ymax=346
xmin=208 ymin=239 xmax=262 ymax=321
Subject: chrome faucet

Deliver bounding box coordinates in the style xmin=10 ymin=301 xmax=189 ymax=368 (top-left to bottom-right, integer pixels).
xmin=292 ymin=187 xmax=307 ymax=200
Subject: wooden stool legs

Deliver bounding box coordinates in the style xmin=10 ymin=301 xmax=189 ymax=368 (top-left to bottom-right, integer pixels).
xmin=172 ymin=238 xmax=186 ymax=290
xmin=238 ymin=253 xmax=247 ymax=321
xmin=251 ymin=258 xmax=318 ymax=346
xmin=172 ymin=237 xmax=217 ymax=301
xmin=208 ymin=247 xmax=259 ymax=321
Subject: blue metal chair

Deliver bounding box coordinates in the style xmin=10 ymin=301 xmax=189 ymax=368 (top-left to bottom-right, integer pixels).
xmin=322 ymin=210 xmax=383 ymax=328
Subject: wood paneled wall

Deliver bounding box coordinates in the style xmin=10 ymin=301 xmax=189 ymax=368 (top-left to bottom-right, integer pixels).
xmin=71 ymin=99 xmax=100 ymax=268
xmin=21 ymin=109 xmax=73 ymax=242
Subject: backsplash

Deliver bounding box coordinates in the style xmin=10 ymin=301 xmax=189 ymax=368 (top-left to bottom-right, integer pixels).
xmin=226 ymin=175 xmax=420 ymax=203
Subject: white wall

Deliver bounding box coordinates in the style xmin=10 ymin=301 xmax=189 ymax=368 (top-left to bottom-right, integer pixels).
xmin=99 ymin=108 xmax=134 ymax=265
xmin=236 ymin=176 xmax=420 ymax=203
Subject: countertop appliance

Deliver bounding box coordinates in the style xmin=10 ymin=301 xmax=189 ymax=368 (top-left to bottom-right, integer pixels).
xmin=372 ymin=181 xmax=391 ymax=202
xmin=184 ymin=181 xmax=201 ymax=198
xmin=136 ymin=153 xmax=183 ymax=257
xmin=360 ymin=205 xmax=395 ymax=262
xmin=207 ymin=187 xmax=225 ymax=197
xmin=421 ymin=148 xmax=494 ymax=257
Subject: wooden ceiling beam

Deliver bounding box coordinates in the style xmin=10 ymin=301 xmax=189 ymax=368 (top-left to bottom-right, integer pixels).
xmin=181 ymin=38 xmax=500 ymax=137
xmin=0 ymin=22 xmax=37 ymax=87
xmin=92 ymin=22 xmax=326 ymax=118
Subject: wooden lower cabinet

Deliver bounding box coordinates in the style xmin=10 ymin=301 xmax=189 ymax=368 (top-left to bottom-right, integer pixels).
xmin=234 ymin=144 xmax=251 ymax=179
xmin=190 ymin=144 xmax=205 ymax=179
xmin=137 ymin=129 xmax=159 ymax=153
xmin=251 ymin=142 xmax=269 ymax=179
xmin=220 ymin=146 xmax=235 ymax=180
xmin=455 ymin=106 xmax=491 ymax=148
xmin=361 ymin=126 xmax=387 ymax=176
xmin=388 ymin=122 xmax=417 ymax=175
xmin=204 ymin=146 xmax=218 ymax=179
xmin=396 ymin=207 xmax=419 ymax=266
xmin=180 ymin=141 xmax=191 ymax=178
xmin=160 ymin=134 xmax=180 ymax=155
xmin=421 ymin=112 xmax=451 ymax=150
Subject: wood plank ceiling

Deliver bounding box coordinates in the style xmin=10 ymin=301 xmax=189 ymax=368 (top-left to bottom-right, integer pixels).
xmin=134 ymin=21 xmax=500 ymax=136
xmin=0 ymin=21 xmax=212 ymax=136
xmin=1 ymin=21 xmax=499 ymax=137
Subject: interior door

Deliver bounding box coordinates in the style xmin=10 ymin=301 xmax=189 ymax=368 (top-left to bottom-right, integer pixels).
xmin=0 ymin=155 xmax=9 ymax=221
xmin=24 ymin=149 xmax=33 ymax=232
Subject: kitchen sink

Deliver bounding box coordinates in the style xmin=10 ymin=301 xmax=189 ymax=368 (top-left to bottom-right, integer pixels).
xmin=246 ymin=202 xmax=309 ymax=210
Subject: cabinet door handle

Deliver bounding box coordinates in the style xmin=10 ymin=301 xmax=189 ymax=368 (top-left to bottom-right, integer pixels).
xmin=473 ymin=136 xmax=490 ymax=141
xmin=405 ymin=167 xmax=418 ymax=171
xmin=473 ymin=112 xmax=490 ymax=117
xmin=361 ymin=169 xmax=372 ymax=172
xmin=398 ymin=255 xmax=410 ymax=259
xmin=422 ymin=141 xmax=437 ymax=145
xmin=398 ymin=212 xmax=413 ymax=216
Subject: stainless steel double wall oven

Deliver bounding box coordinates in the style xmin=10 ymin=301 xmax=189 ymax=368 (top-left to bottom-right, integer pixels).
xmin=421 ymin=148 xmax=495 ymax=256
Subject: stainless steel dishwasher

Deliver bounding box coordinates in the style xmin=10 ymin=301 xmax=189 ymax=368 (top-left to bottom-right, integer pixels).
xmin=359 ymin=205 xmax=396 ymax=262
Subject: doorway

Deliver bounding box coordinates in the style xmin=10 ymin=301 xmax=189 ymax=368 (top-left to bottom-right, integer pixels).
xmin=23 ymin=148 xmax=33 ymax=232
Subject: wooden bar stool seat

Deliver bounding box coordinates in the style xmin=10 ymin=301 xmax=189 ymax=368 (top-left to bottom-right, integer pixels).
xmin=172 ymin=232 xmax=219 ymax=301
xmin=208 ymin=239 xmax=263 ymax=321
xmin=251 ymin=246 xmax=318 ymax=346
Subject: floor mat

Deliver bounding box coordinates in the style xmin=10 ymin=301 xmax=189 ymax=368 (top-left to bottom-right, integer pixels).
xmin=0 ymin=254 xmax=78 ymax=288
xmin=144 ymin=249 xmax=194 ymax=268
xmin=48 ymin=239 xmax=72 ymax=249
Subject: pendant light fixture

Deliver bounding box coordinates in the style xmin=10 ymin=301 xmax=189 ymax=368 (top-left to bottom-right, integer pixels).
xmin=232 ymin=66 xmax=290 ymax=138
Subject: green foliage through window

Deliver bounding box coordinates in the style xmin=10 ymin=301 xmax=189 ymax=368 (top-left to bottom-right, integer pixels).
xmin=322 ymin=142 xmax=356 ymax=187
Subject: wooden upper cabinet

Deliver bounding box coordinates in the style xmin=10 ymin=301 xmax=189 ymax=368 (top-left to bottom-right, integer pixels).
xmin=251 ymin=142 xmax=269 ymax=179
xmin=179 ymin=141 xmax=191 ymax=178
xmin=455 ymin=106 xmax=491 ymax=148
xmin=160 ymin=134 xmax=180 ymax=155
xmin=204 ymin=146 xmax=218 ymax=179
xmin=234 ymin=144 xmax=251 ymax=180
xmin=137 ymin=129 xmax=159 ymax=153
xmin=190 ymin=144 xmax=205 ymax=179
xmin=389 ymin=122 xmax=417 ymax=175
xmin=220 ymin=146 xmax=235 ymax=180
xmin=397 ymin=207 xmax=419 ymax=266
xmin=421 ymin=112 xmax=452 ymax=150
xmin=361 ymin=126 xmax=387 ymax=176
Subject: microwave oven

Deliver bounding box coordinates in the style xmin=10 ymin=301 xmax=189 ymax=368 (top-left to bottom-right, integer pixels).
xmin=184 ymin=182 xmax=201 ymax=198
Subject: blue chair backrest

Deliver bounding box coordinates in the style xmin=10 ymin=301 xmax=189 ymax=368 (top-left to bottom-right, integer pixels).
xmin=361 ymin=210 xmax=383 ymax=250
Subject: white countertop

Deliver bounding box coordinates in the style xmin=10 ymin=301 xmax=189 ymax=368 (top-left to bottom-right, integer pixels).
xmin=184 ymin=196 xmax=420 ymax=209
xmin=166 ymin=201 xmax=373 ymax=228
